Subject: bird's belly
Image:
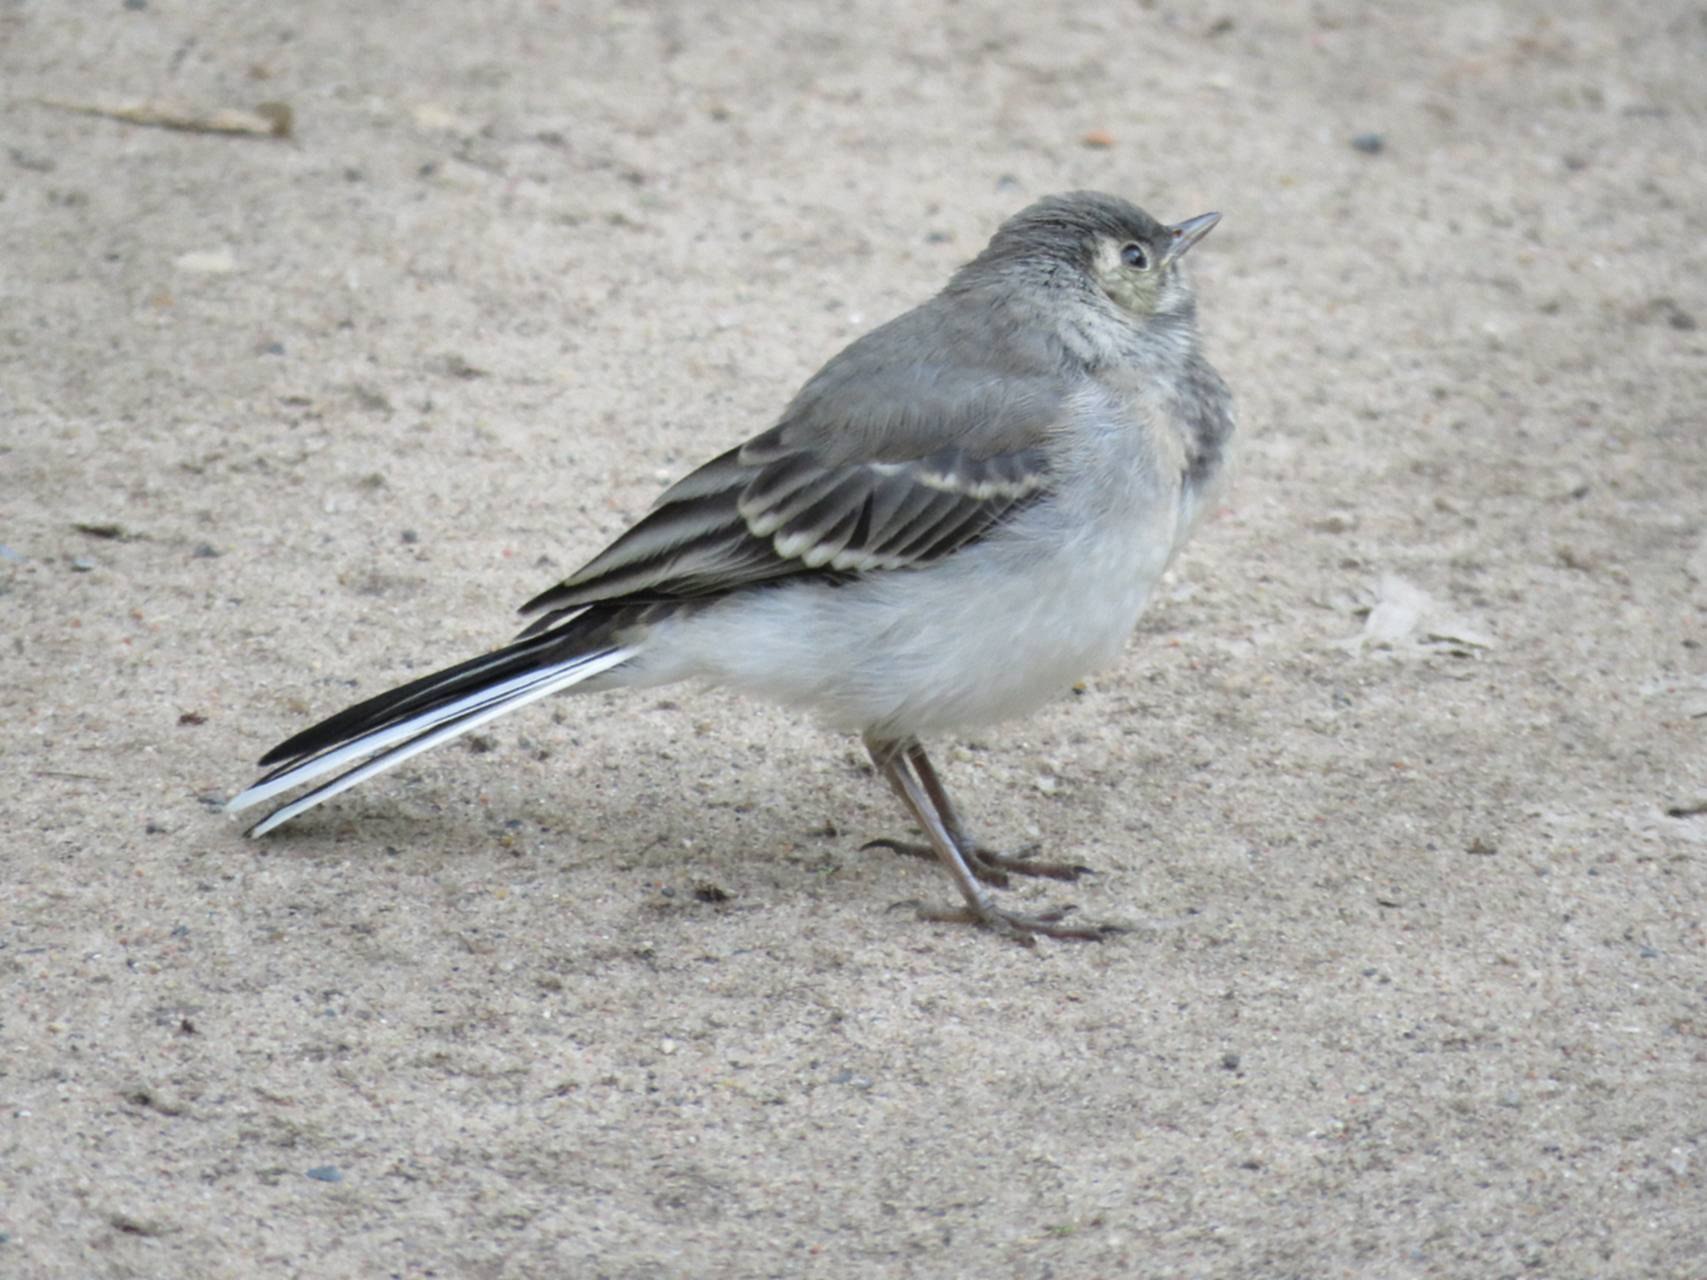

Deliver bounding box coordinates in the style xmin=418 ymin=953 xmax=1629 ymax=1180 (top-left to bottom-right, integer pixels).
xmin=644 ymin=494 xmax=1181 ymax=739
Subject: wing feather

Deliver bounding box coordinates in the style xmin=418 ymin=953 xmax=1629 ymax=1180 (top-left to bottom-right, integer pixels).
xmin=521 ymin=294 xmax=1075 ymax=621
xmin=522 ymin=444 xmax=1051 ymax=618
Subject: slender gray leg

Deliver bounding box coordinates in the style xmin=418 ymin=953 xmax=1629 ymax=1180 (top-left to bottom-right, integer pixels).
xmin=906 ymin=742 xmax=1093 ymax=883
xmin=862 ymin=739 xmax=1094 ymax=885
xmin=862 ymin=734 xmax=1118 ymax=945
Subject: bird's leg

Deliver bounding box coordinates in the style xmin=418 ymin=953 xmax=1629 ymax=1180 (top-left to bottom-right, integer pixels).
xmin=861 ymin=739 xmax=1094 ymax=885
xmin=908 ymin=742 xmax=1095 ymax=882
xmin=862 ymin=737 xmax=1009 ymax=885
xmin=862 ymin=734 xmax=1118 ymax=945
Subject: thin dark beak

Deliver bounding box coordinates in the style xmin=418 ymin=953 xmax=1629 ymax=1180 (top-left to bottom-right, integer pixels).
xmin=1162 ymin=212 xmax=1221 ymax=265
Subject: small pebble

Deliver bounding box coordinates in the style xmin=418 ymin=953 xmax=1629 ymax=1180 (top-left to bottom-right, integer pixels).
xmin=305 ymin=1166 xmax=343 ymax=1183
xmin=1350 ymin=133 xmax=1385 ymax=154
xmin=9 ymin=148 xmax=54 ymax=173
xmin=70 ymin=557 xmax=96 ymax=573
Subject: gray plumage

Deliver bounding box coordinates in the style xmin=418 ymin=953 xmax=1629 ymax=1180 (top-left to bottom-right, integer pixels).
xmin=227 ymin=191 xmax=1234 ymax=943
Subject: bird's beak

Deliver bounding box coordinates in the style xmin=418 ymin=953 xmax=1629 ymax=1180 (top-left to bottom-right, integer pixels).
xmin=1162 ymin=212 xmax=1221 ymax=265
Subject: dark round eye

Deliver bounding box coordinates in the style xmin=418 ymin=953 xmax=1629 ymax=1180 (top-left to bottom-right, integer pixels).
xmin=1120 ymin=242 xmax=1149 ymax=270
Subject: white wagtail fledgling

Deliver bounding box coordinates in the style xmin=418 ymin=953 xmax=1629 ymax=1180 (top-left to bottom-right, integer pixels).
xmin=227 ymin=191 xmax=1234 ymax=944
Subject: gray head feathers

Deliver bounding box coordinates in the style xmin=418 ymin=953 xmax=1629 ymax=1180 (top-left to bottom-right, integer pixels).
xmin=954 ymin=191 xmax=1172 ymax=282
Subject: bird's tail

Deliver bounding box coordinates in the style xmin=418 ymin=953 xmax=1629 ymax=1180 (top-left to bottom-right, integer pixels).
xmin=226 ymin=629 xmax=638 ymax=837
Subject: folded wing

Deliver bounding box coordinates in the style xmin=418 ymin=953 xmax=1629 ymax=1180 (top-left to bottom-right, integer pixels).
xmin=522 ymin=301 xmax=1072 ymax=629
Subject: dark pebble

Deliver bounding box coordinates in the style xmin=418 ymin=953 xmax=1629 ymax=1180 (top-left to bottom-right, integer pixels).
xmin=1350 ymin=133 xmax=1385 ymax=154
xmin=305 ymin=1166 xmax=343 ymax=1183
xmin=11 ymin=148 xmax=55 ymax=173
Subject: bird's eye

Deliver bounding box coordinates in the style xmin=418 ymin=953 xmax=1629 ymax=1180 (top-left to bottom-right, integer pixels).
xmin=1120 ymin=242 xmax=1150 ymax=270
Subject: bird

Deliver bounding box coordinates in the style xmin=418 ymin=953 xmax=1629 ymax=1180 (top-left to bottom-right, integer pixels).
xmin=226 ymin=191 xmax=1234 ymax=944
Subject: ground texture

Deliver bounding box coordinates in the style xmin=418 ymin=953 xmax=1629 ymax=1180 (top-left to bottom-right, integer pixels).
xmin=3 ymin=2 xmax=1704 ymax=1276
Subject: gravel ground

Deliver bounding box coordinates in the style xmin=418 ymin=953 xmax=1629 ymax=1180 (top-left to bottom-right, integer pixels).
xmin=3 ymin=2 xmax=1704 ymax=1276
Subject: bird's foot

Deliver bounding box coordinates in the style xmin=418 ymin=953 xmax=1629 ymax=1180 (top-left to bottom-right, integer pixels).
xmin=970 ymin=842 xmax=1095 ymax=883
xmin=902 ymin=899 xmax=1125 ymax=946
xmin=862 ymin=837 xmax=1093 ymax=887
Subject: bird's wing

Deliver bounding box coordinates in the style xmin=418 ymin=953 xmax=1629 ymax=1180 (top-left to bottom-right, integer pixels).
xmin=520 ymin=304 xmax=1069 ymax=625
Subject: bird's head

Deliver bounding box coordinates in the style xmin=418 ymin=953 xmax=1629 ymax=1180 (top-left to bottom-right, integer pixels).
xmin=961 ymin=191 xmax=1220 ymax=325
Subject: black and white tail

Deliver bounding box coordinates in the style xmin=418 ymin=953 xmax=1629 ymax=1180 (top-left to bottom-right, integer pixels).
xmin=226 ymin=632 xmax=636 ymax=837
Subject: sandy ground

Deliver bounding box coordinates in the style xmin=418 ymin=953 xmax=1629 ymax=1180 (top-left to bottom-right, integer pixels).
xmin=4 ymin=2 xmax=1705 ymax=1276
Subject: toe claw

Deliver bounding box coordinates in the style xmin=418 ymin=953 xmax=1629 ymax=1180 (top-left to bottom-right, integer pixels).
xmin=975 ymin=843 xmax=1097 ymax=882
